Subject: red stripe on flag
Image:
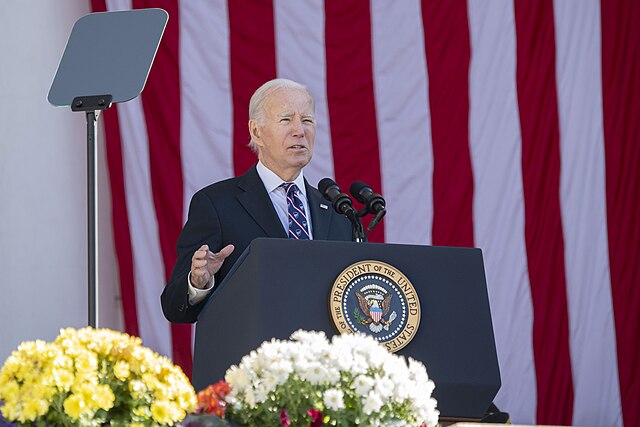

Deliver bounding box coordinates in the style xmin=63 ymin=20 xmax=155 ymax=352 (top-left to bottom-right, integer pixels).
xmin=132 ymin=0 xmax=191 ymax=378
xmin=324 ymin=1 xmax=384 ymax=243
xmin=90 ymin=0 xmax=106 ymax=13
xmin=601 ymin=1 xmax=640 ymax=426
xmin=228 ymin=0 xmax=277 ymax=176
xmin=90 ymin=0 xmax=140 ymax=339
xmin=514 ymin=0 xmax=574 ymax=423
xmin=420 ymin=0 xmax=474 ymax=248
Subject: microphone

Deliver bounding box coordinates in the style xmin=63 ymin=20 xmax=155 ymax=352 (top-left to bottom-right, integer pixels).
xmin=318 ymin=178 xmax=355 ymax=216
xmin=349 ymin=181 xmax=386 ymax=214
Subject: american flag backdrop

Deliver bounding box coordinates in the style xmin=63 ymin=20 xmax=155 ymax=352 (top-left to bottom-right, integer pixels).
xmin=90 ymin=1 xmax=639 ymax=426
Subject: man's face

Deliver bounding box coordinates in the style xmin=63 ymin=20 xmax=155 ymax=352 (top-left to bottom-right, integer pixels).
xmin=250 ymin=87 xmax=316 ymax=181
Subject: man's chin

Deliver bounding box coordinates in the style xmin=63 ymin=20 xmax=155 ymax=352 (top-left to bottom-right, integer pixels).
xmin=289 ymin=155 xmax=312 ymax=168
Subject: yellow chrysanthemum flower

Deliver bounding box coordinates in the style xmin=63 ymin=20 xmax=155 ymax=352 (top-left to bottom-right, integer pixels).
xmin=150 ymin=400 xmax=171 ymax=424
xmin=114 ymin=360 xmax=130 ymax=381
xmin=0 ymin=379 xmax=19 ymax=400
xmin=151 ymin=400 xmax=185 ymax=425
xmin=142 ymin=372 xmax=161 ymax=391
xmin=93 ymin=384 xmax=116 ymax=410
xmin=75 ymin=352 xmax=98 ymax=373
xmin=63 ymin=393 xmax=87 ymax=419
xmin=0 ymin=403 xmax=18 ymax=422
xmin=133 ymin=405 xmax=151 ymax=418
xmin=21 ymin=398 xmax=49 ymax=421
xmin=129 ymin=379 xmax=148 ymax=397
xmin=52 ymin=366 xmax=74 ymax=390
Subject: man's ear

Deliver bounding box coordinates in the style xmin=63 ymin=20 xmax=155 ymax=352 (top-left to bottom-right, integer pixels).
xmin=249 ymin=120 xmax=261 ymax=142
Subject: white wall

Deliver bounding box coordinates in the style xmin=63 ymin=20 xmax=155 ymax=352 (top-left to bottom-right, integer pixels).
xmin=0 ymin=0 xmax=123 ymax=363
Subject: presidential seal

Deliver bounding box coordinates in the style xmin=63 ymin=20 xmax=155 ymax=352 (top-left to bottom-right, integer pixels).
xmin=329 ymin=260 xmax=421 ymax=352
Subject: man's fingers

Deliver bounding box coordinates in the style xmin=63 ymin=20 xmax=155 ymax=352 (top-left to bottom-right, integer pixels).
xmin=218 ymin=244 xmax=235 ymax=259
xmin=207 ymin=244 xmax=234 ymax=259
xmin=193 ymin=248 xmax=208 ymax=259
xmin=191 ymin=259 xmax=208 ymax=269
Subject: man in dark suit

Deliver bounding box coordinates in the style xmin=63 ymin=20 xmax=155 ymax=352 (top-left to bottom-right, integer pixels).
xmin=161 ymin=79 xmax=353 ymax=323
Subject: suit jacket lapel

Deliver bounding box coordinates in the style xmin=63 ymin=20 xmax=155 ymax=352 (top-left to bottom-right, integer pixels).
xmin=306 ymin=179 xmax=332 ymax=240
xmin=237 ymin=166 xmax=288 ymax=238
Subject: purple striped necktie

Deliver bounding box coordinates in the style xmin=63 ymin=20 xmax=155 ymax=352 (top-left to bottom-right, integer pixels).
xmin=282 ymin=182 xmax=310 ymax=240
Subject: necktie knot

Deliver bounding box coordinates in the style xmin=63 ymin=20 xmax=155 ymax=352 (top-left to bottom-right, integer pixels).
xmin=282 ymin=182 xmax=309 ymax=240
xmin=283 ymin=182 xmax=298 ymax=196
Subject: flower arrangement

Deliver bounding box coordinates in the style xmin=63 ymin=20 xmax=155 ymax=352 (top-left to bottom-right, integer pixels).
xmin=0 ymin=327 xmax=196 ymax=426
xmin=220 ymin=330 xmax=439 ymax=427
xmin=195 ymin=381 xmax=230 ymax=418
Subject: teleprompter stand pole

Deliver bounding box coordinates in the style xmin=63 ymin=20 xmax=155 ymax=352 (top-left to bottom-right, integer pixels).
xmin=72 ymin=95 xmax=112 ymax=328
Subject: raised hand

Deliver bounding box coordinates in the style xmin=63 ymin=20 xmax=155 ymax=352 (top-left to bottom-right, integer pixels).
xmin=190 ymin=244 xmax=235 ymax=289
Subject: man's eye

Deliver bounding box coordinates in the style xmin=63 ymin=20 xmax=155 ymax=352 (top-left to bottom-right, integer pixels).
xmin=303 ymin=119 xmax=314 ymax=124
xmin=280 ymin=118 xmax=291 ymax=122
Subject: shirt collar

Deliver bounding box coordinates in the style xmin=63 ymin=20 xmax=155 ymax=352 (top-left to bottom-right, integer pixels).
xmin=256 ymin=161 xmax=307 ymax=198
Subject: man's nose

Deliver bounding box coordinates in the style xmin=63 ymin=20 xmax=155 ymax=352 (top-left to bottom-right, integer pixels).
xmin=291 ymin=118 xmax=305 ymax=136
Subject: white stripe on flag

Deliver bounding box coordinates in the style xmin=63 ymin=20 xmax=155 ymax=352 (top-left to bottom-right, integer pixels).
xmin=467 ymin=1 xmax=536 ymax=423
xmin=553 ymin=1 xmax=622 ymax=425
xmin=371 ymin=0 xmax=433 ymax=245
xmin=105 ymin=0 xmax=129 ymax=12
xmin=274 ymin=0 xmax=335 ymax=186
xmin=179 ymin=0 xmax=234 ymax=213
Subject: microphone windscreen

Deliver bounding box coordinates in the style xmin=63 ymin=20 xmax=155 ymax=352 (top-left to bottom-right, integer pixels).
xmin=318 ymin=178 xmax=337 ymax=196
xmin=349 ymin=180 xmax=369 ymax=203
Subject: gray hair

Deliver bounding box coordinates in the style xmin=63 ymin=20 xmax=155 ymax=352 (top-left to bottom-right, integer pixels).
xmin=248 ymin=78 xmax=314 ymax=153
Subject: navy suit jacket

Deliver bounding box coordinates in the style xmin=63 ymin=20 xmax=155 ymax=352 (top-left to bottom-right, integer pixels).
xmin=161 ymin=165 xmax=353 ymax=323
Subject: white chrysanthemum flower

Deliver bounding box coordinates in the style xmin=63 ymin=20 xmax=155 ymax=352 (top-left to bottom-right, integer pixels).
xmin=253 ymin=382 xmax=270 ymax=404
xmin=291 ymin=352 xmax=311 ymax=373
xmin=408 ymin=358 xmax=430 ymax=382
xmin=391 ymin=379 xmax=411 ymax=402
xmin=261 ymin=372 xmax=279 ymax=394
xmin=362 ymin=389 xmax=384 ymax=415
xmin=365 ymin=347 xmax=388 ymax=368
xmin=268 ymin=359 xmax=293 ymax=385
xmin=352 ymin=374 xmax=374 ymax=396
xmin=243 ymin=387 xmax=256 ymax=407
xmin=291 ymin=330 xmax=331 ymax=355
xmin=373 ymin=375 xmax=395 ymax=398
xmin=348 ymin=353 xmax=369 ymax=375
xmin=323 ymin=388 xmax=345 ymax=410
xmin=225 ymin=365 xmax=250 ymax=392
xmin=327 ymin=347 xmax=354 ymax=371
xmin=324 ymin=366 xmax=341 ymax=385
xmin=299 ymin=361 xmax=328 ymax=385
